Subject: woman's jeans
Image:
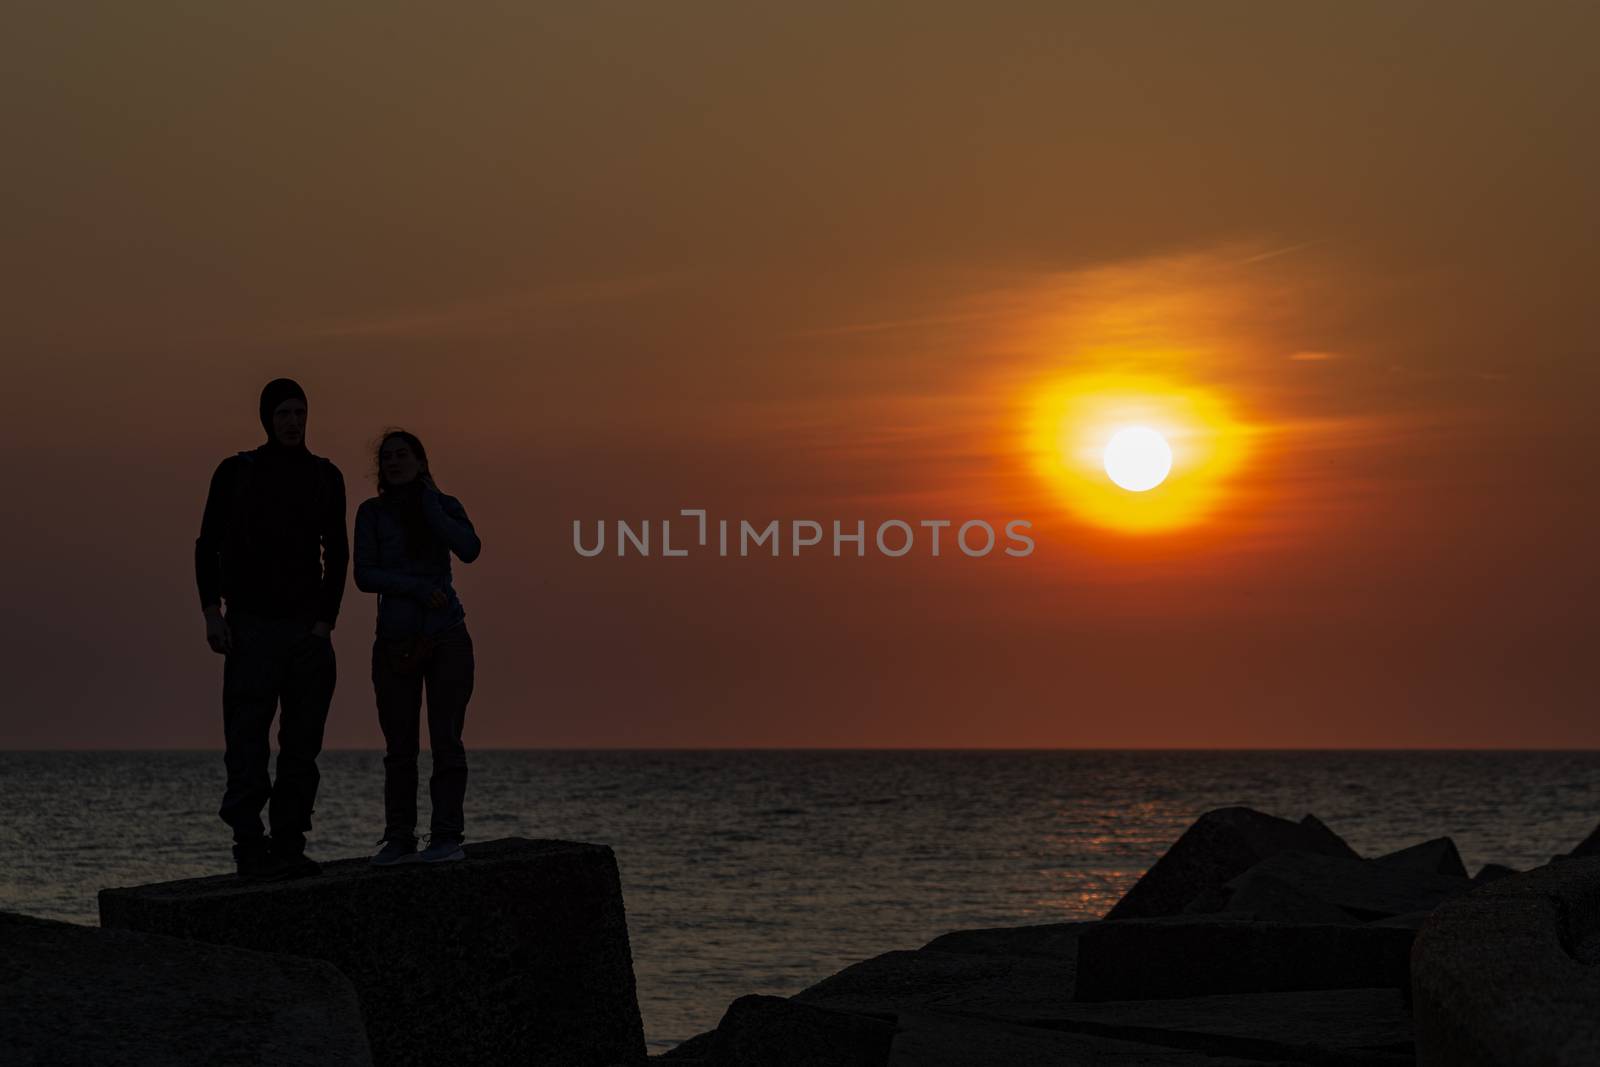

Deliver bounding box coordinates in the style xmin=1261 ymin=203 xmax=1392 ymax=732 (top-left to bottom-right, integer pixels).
xmin=372 ymin=622 xmax=474 ymax=841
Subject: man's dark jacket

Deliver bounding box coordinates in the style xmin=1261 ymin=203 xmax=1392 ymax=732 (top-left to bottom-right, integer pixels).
xmin=194 ymin=441 xmax=349 ymax=625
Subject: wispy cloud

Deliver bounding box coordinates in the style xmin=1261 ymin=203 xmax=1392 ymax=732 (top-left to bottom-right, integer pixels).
xmin=1233 ymin=239 xmax=1328 ymax=266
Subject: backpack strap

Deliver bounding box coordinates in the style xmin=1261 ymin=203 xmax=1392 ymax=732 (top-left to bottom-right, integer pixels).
xmin=314 ymin=456 xmax=336 ymax=524
xmin=229 ymin=450 xmax=256 ymax=552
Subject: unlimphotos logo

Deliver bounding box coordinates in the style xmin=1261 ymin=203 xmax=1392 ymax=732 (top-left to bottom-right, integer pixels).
xmin=574 ymin=510 xmax=1034 ymax=558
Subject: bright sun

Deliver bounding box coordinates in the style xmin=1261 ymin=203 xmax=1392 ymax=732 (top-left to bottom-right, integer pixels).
xmin=1103 ymin=426 xmax=1172 ymax=492
xmin=1025 ymin=372 xmax=1250 ymax=533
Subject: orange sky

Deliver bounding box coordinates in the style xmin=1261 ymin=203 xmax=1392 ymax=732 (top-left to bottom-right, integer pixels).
xmin=3 ymin=4 xmax=1597 ymax=747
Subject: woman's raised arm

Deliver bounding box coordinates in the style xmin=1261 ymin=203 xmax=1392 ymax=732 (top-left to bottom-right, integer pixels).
xmin=423 ymin=489 xmax=482 ymax=563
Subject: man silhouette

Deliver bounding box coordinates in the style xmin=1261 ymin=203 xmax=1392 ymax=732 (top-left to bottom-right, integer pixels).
xmin=194 ymin=378 xmax=348 ymax=879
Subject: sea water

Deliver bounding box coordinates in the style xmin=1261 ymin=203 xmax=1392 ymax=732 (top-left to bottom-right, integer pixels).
xmin=3 ymin=749 xmax=1596 ymax=1051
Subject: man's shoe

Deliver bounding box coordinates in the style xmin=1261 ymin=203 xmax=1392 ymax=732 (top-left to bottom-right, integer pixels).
xmin=279 ymin=852 xmax=321 ymax=879
xmin=417 ymin=835 xmax=465 ymax=863
xmin=233 ymin=837 xmax=276 ymax=880
xmin=270 ymin=840 xmax=322 ymax=880
xmin=370 ymin=836 xmax=420 ymax=867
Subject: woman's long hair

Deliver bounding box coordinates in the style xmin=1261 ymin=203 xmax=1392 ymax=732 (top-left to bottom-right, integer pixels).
xmin=373 ymin=428 xmax=441 ymax=557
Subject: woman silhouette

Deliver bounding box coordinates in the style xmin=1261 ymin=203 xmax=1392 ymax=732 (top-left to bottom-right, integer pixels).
xmin=354 ymin=430 xmax=482 ymax=864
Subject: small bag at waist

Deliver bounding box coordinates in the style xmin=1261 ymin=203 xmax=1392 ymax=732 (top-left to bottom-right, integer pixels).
xmin=376 ymin=633 xmax=437 ymax=675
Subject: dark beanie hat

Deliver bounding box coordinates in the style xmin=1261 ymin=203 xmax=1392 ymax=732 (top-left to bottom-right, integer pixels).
xmin=259 ymin=378 xmax=308 ymax=435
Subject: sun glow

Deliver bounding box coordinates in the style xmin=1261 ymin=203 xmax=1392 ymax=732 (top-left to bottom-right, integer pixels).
xmin=1026 ymin=373 xmax=1250 ymax=533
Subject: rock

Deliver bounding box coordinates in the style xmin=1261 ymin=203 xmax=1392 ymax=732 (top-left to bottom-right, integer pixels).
xmin=1568 ymin=822 xmax=1600 ymax=858
xmin=1 ymin=910 xmax=369 ymax=1066
xmin=889 ymin=1010 xmax=1291 ymax=1066
xmin=98 ymin=838 xmax=646 ymax=1067
xmin=1375 ymin=837 xmax=1469 ymax=879
xmin=1187 ymin=868 xmax=1358 ymax=924
xmin=703 ymin=926 xmax=1402 ymax=1064
xmin=1074 ymin=917 xmax=1415 ymax=1001
xmin=652 ymin=1036 xmax=723 ymax=1062
xmin=1105 ymin=807 xmax=1363 ymax=920
xmin=689 ymin=994 xmax=894 ymax=1066
xmin=1412 ymin=857 xmax=1600 ymax=1065
xmin=920 ymin=921 xmax=1092 ymax=960
xmin=1036 ymin=987 xmax=1414 ymax=1065
xmin=653 ymin=1029 xmax=720 ymax=1061
xmin=1472 ymin=863 xmax=1518 ymax=885
xmin=1219 ymin=849 xmax=1470 ymax=920
xmin=794 ymin=948 xmax=1072 ymax=1020
xmin=1299 ymin=814 xmax=1362 ymax=860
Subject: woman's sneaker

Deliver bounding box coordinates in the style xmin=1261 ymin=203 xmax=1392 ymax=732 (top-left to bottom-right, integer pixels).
xmin=417 ymin=835 xmax=465 ymax=863
xmin=370 ymin=837 xmax=420 ymax=867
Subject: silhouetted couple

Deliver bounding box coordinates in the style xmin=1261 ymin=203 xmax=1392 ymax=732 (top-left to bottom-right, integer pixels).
xmin=194 ymin=378 xmax=482 ymax=880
